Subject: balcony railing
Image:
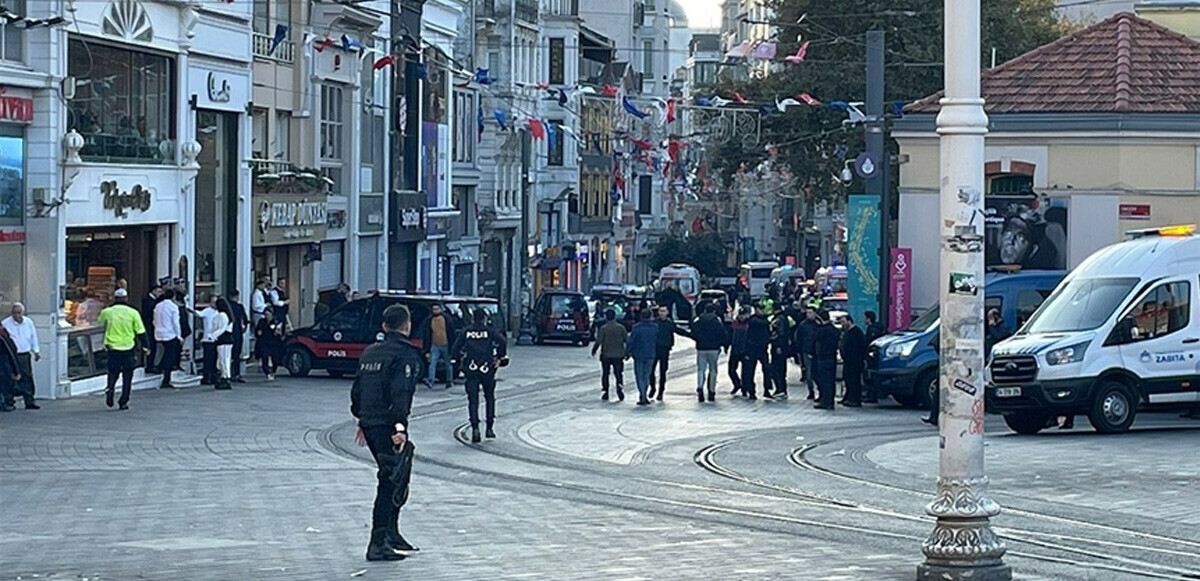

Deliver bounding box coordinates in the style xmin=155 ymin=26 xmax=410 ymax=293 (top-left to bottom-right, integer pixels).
xmin=253 ymin=32 xmax=295 ymax=63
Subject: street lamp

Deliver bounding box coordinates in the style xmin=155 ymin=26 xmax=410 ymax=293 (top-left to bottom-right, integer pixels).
xmin=916 ymin=0 xmax=1011 ymax=579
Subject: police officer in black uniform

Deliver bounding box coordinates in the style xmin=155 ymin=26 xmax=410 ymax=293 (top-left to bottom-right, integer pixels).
xmin=350 ymin=304 xmax=423 ymax=562
xmin=452 ymin=308 xmax=508 ymax=443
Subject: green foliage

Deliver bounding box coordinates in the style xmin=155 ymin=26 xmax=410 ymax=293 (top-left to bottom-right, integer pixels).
xmin=648 ymin=233 xmax=731 ymax=277
xmin=709 ymin=0 xmax=1070 ymax=203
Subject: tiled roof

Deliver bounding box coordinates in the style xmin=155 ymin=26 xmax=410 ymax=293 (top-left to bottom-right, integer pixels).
xmin=906 ymin=12 xmax=1200 ymax=114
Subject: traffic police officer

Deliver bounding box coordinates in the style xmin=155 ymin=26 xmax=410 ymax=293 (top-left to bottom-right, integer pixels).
xmin=350 ymin=304 xmax=423 ymax=561
xmin=452 ymin=308 xmax=508 ymax=443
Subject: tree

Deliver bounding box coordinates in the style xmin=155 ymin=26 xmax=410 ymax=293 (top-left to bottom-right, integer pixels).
xmin=648 ymin=233 xmax=731 ymax=277
xmin=707 ymin=0 xmax=1073 ymax=204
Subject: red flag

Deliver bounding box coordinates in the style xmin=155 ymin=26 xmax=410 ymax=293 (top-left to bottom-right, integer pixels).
xmin=798 ymin=93 xmax=821 ymax=106
xmin=666 ymin=99 xmax=676 ymax=123
xmin=529 ymin=119 xmax=545 ymax=140
xmin=731 ymin=92 xmax=748 ymax=104
xmin=601 ymin=85 xmax=619 ymax=97
xmin=632 ymin=139 xmax=653 ymax=150
xmin=314 ymin=37 xmax=335 ymax=52
xmin=372 ymin=55 xmax=395 ymax=70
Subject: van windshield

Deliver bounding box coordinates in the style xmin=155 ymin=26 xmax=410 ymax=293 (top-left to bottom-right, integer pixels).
xmin=1023 ymin=277 xmax=1139 ymax=334
xmin=907 ymin=306 xmax=940 ymax=332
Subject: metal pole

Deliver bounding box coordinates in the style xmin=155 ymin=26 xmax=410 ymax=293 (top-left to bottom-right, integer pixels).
xmin=865 ymin=29 xmax=887 ymax=324
xmin=917 ymin=0 xmax=1009 ymax=579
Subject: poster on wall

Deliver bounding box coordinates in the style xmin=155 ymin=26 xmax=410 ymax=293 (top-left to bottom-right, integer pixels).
xmin=984 ymin=193 xmax=1068 ymax=270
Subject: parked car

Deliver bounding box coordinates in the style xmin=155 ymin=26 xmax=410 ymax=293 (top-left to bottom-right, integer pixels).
xmin=282 ymin=291 xmax=502 ymax=378
xmin=867 ymin=270 xmax=1067 ymax=408
xmin=529 ymin=289 xmax=591 ymax=345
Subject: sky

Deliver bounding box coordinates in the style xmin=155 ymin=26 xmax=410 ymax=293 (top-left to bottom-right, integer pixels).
xmin=675 ymin=0 xmax=722 ymax=29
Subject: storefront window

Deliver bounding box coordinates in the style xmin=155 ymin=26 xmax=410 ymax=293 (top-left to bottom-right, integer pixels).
xmin=0 ymin=127 xmax=24 ymax=226
xmin=67 ymin=38 xmax=175 ymax=164
xmin=0 ymin=243 xmax=21 ymax=314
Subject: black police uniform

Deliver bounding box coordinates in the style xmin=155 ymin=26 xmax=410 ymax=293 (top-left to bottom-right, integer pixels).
xmin=350 ymin=331 xmax=422 ymax=559
xmin=452 ymin=323 xmax=508 ymax=431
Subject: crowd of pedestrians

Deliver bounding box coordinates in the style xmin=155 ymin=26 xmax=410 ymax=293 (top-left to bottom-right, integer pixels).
xmin=589 ymin=296 xmax=890 ymax=411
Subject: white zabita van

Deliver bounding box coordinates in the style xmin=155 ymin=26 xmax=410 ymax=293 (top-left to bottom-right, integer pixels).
xmin=987 ymin=225 xmax=1200 ymax=434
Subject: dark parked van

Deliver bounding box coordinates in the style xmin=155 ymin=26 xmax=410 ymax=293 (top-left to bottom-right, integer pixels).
xmin=530 ymin=289 xmax=590 ymax=345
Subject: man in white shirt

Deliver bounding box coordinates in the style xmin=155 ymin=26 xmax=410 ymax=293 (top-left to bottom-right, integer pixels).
xmin=251 ymin=278 xmax=269 ymax=326
xmin=153 ymin=289 xmax=183 ymax=388
xmin=1 ymin=302 xmax=40 ymax=409
xmin=197 ymin=296 xmax=220 ymax=385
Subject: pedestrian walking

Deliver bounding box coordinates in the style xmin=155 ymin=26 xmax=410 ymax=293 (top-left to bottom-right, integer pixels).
xmin=727 ymin=307 xmax=750 ymax=395
xmin=254 ymin=309 xmax=286 ymax=381
xmin=648 ymin=305 xmax=676 ymax=402
xmin=350 ymin=304 xmax=422 ymax=561
xmin=590 ymin=309 xmax=627 ymax=401
xmin=686 ymin=303 xmax=728 ymax=402
xmin=2 ymin=303 xmax=40 ymax=409
xmin=741 ymin=306 xmax=771 ymax=400
xmin=227 ymin=290 xmax=249 ymax=383
xmin=794 ymin=305 xmax=819 ymax=400
xmin=197 ymin=296 xmax=220 ymax=385
xmin=418 ymin=304 xmax=456 ymax=389
xmin=627 ymin=309 xmax=658 ymax=405
xmin=98 ymin=289 xmax=147 ymax=410
xmin=452 ymin=309 xmax=509 ymax=443
xmin=141 ymin=284 xmax=163 ymax=372
xmin=153 ymin=289 xmax=182 ymax=388
xmin=212 ymin=298 xmax=235 ymax=390
xmin=839 ymin=314 xmax=867 ymax=407
xmin=768 ymin=308 xmax=794 ymax=398
xmin=812 ymin=309 xmax=840 ymax=410
xmin=0 ymin=325 xmax=21 ymax=412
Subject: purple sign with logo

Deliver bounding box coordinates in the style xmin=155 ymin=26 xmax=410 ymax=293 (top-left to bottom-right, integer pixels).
xmin=889 ymin=248 xmax=912 ymax=332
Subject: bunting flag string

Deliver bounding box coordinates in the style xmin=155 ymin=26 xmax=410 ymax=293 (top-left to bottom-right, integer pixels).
xmin=622 ymin=96 xmax=649 ymax=120
xmin=372 ymin=55 xmax=395 ymax=70
xmin=784 ymin=41 xmax=810 ymax=64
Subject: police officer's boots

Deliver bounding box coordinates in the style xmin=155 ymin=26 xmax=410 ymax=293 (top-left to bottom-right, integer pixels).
xmin=366 ymin=528 xmax=406 ymax=561
xmin=386 ymin=519 xmax=419 ymax=552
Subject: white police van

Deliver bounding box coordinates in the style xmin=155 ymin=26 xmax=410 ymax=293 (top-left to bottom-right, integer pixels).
xmin=987 ymin=225 xmax=1200 ymax=434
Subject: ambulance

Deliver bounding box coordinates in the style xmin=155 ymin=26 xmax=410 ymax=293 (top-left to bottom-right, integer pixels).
xmin=987 ymin=225 xmax=1200 ymax=434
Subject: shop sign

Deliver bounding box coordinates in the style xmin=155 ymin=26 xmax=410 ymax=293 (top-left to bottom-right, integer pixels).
xmin=0 ymin=87 xmax=33 ymax=123
xmin=1119 ymin=203 xmax=1151 ymax=221
xmin=207 ymin=72 xmax=232 ymax=103
xmin=0 ymin=229 xmax=24 ymax=243
xmin=254 ymin=193 xmax=329 ymax=246
xmin=391 ymin=190 xmax=427 ymax=243
xmin=101 ymin=180 xmax=152 ymax=218
xmin=359 ymin=194 xmax=385 ymax=234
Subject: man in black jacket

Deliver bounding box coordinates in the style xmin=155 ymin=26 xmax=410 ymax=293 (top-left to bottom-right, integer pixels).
xmin=812 ymin=309 xmax=840 ymax=410
xmin=648 ymin=306 xmax=676 ymax=402
xmin=794 ymin=306 xmax=819 ymax=400
xmin=141 ymin=284 xmax=162 ymax=372
xmin=768 ymin=310 xmax=794 ymax=398
xmin=741 ymin=306 xmax=771 ymax=399
xmin=839 ymin=314 xmax=867 ymax=407
xmin=727 ymin=307 xmax=750 ymax=395
xmin=227 ymin=290 xmax=249 ymax=383
xmin=0 ymin=325 xmax=20 ymax=412
xmin=862 ymin=311 xmax=886 ymax=403
xmin=452 ymin=309 xmax=509 ymax=443
xmin=350 ymin=304 xmax=423 ymax=561
xmin=686 ymin=304 xmax=728 ymax=402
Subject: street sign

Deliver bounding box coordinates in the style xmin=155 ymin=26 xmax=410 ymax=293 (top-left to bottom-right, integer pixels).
xmin=889 ymin=248 xmax=912 ymax=332
xmin=743 ymin=237 xmax=756 ymax=262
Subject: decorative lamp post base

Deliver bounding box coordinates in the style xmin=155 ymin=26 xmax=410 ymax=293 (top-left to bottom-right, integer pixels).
xmin=918 ymin=563 xmax=1012 ymax=581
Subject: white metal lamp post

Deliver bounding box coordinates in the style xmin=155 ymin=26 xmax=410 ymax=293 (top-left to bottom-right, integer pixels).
xmin=916 ymin=0 xmax=1011 ymax=579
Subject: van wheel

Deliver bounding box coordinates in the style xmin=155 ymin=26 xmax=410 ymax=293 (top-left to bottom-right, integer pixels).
xmin=285 ymin=348 xmax=312 ymax=377
xmin=918 ymin=371 xmax=939 ymax=410
xmin=1003 ymin=412 xmax=1050 ymax=435
xmin=1088 ymin=381 xmax=1137 ymax=434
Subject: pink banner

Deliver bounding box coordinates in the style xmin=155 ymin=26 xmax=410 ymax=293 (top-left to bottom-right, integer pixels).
xmin=889 ymin=248 xmax=912 ymax=332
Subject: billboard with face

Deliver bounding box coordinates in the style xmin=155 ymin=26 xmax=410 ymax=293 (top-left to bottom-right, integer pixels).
xmin=985 ymin=193 xmax=1068 ymax=270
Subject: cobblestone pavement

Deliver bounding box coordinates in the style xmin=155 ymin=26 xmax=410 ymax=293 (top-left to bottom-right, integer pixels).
xmin=3 ymin=340 xmax=1200 ymax=580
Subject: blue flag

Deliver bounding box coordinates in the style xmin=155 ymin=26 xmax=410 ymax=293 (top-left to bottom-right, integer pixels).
xmin=477 ymin=105 xmax=484 ymax=141
xmin=269 ymin=24 xmax=289 ymax=55
xmin=494 ymin=109 xmax=507 ymax=131
xmin=340 ymin=34 xmax=363 ymax=52
xmin=623 ymin=96 xmax=649 ymax=119
xmin=546 ymin=123 xmax=557 ymax=151
xmin=474 ymin=68 xmax=495 ymax=85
